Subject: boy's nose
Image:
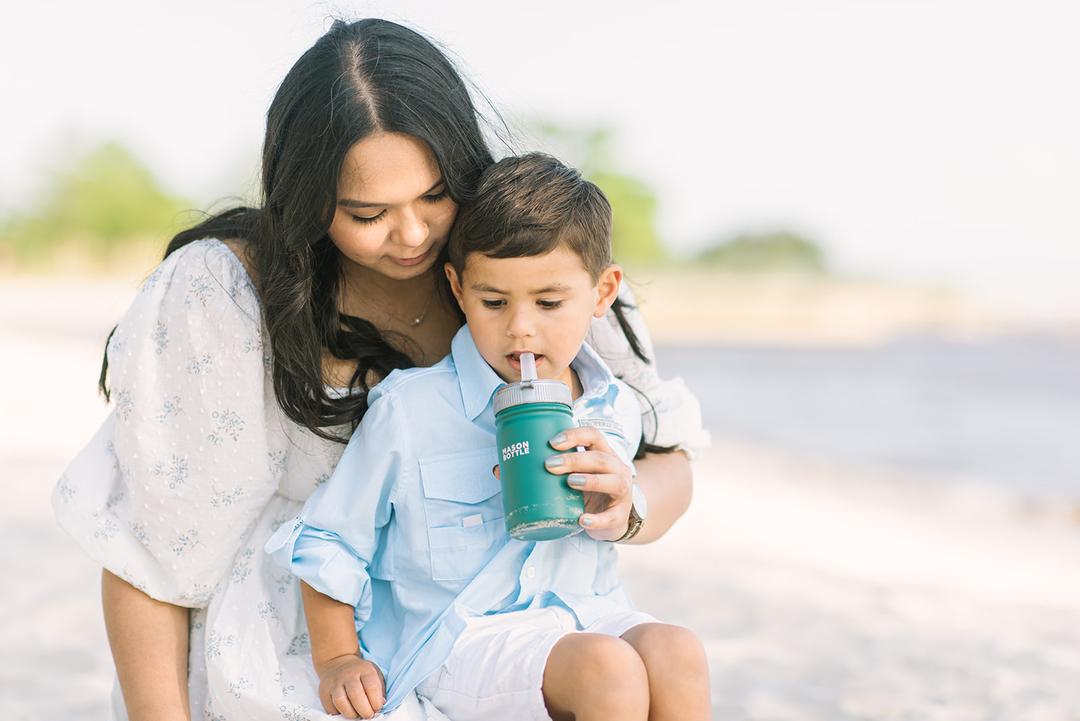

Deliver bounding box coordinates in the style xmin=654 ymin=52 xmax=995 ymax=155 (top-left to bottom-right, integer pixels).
xmin=506 ymin=309 xmax=536 ymax=339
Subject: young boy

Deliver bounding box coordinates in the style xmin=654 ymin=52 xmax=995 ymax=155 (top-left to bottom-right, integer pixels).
xmin=266 ymin=154 xmax=710 ymax=721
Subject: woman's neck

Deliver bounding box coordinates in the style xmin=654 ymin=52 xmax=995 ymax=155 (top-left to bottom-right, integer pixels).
xmin=337 ymin=256 xmax=440 ymax=322
xmin=328 ymin=255 xmax=461 ymax=373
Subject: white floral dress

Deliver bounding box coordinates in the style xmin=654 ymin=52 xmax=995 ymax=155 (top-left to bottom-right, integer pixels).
xmin=52 ymin=238 xmax=707 ymax=721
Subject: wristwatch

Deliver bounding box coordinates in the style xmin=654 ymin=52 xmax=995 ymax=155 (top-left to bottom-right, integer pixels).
xmin=612 ymin=482 xmax=648 ymax=543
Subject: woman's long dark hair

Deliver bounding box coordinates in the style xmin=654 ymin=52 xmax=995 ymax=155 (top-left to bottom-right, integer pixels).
xmin=99 ymin=18 xmax=666 ymax=449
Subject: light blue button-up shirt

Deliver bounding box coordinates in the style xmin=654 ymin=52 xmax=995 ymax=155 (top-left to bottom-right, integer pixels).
xmin=265 ymin=325 xmax=642 ymax=713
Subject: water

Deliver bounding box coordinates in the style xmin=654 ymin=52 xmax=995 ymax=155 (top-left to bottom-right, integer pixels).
xmin=655 ymin=334 xmax=1080 ymax=498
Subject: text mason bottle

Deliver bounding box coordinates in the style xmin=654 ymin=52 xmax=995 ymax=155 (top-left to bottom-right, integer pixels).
xmin=493 ymin=378 xmax=583 ymax=541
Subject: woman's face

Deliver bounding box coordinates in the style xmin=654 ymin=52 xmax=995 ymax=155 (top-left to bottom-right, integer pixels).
xmin=328 ymin=132 xmax=458 ymax=281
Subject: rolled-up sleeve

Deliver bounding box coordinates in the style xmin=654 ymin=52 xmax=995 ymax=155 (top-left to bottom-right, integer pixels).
xmin=265 ymin=392 xmax=403 ymax=625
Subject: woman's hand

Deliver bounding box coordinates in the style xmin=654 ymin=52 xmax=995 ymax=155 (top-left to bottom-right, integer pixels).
xmin=545 ymin=426 xmax=633 ymax=542
xmin=315 ymin=653 xmax=386 ymax=719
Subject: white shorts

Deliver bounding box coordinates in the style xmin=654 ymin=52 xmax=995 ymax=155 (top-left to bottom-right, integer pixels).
xmin=416 ymin=605 xmax=657 ymax=721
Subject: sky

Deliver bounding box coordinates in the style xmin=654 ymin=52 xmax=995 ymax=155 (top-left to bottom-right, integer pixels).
xmin=2 ymin=0 xmax=1078 ymax=316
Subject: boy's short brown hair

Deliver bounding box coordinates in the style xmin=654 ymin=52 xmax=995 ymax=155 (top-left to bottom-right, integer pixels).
xmin=448 ymin=153 xmax=612 ymax=280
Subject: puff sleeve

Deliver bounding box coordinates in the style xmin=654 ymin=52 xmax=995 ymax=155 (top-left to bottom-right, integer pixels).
xmin=586 ymin=283 xmax=710 ymax=458
xmin=53 ymin=239 xmax=282 ymax=607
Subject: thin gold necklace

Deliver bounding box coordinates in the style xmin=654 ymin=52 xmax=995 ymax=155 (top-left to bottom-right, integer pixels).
xmin=368 ymin=279 xmax=438 ymax=328
xmin=404 ymin=282 xmax=437 ymax=326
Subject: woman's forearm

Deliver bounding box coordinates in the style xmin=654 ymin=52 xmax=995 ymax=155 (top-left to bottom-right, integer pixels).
xmin=101 ymin=570 xmax=191 ymax=721
xmin=627 ymin=450 xmax=694 ymax=544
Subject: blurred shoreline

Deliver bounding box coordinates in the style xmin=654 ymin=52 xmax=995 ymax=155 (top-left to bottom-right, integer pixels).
xmin=6 ymin=256 xmax=1080 ymax=347
xmin=625 ymin=267 xmax=1080 ymax=346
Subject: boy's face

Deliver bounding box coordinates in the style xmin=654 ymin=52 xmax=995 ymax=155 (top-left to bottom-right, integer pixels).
xmin=445 ymin=246 xmax=622 ymax=386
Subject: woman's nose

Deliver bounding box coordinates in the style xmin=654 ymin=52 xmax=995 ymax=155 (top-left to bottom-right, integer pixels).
xmin=395 ymin=208 xmax=428 ymax=249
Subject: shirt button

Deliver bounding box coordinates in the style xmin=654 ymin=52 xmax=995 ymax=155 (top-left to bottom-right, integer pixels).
xmin=526 ymin=567 xmax=536 ymax=579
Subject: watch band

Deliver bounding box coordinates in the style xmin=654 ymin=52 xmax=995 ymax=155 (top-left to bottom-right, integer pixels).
xmin=612 ymin=504 xmax=643 ymax=543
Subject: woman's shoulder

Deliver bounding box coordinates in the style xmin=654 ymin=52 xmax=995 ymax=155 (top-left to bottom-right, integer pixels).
xmin=138 ymin=237 xmax=261 ymax=319
xmin=217 ymin=237 xmax=258 ymax=283
xmin=155 ymin=236 xmax=254 ymax=284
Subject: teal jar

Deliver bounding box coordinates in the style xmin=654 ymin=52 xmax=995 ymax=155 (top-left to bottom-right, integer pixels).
xmin=494 ymin=379 xmax=583 ymax=541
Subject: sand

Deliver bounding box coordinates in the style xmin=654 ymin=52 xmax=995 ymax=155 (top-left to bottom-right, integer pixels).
xmin=2 ymin=275 xmax=1079 ymax=720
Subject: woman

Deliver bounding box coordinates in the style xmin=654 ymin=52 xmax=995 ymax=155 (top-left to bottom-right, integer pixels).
xmin=53 ymin=18 xmax=706 ymax=721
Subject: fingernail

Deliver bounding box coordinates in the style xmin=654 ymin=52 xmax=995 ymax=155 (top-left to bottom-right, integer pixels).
xmin=567 ymin=473 xmax=586 ymax=487
xmin=545 ymin=455 xmax=566 ymax=468
xmin=550 ymin=432 xmax=567 ymax=446
xmin=581 ymin=516 xmax=594 ymax=527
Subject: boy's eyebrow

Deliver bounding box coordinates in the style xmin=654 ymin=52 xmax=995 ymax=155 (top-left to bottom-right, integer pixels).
xmin=337 ymin=178 xmax=444 ymax=209
xmin=471 ymin=282 xmax=574 ymax=294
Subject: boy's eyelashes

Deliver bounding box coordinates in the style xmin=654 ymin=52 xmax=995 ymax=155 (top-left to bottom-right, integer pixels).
xmin=478 ymin=299 xmax=564 ymax=310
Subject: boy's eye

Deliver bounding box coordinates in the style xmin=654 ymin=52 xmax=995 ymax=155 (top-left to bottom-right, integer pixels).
xmin=481 ymin=299 xmax=505 ymax=309
xmin=351 ymin=212 xmax=385 ymax=225
xmin=538 ymin=300 xmax=563 ymax=309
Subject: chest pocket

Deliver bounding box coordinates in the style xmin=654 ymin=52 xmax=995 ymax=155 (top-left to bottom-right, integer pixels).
xmin=419 ymin=448 xmax=505 ymax=581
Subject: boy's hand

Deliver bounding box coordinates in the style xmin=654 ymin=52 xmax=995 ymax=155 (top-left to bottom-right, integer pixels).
xmin=315 ymin=653 xmax=386 ymax=719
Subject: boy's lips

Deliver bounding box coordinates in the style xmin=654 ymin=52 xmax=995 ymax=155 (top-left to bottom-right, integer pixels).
xmin=506 ymin=352 xmax=544 ymax=372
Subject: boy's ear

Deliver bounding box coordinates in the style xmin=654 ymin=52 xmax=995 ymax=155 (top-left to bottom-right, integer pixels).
xmin=444 ymin=261 xmax=466 ymax=310
xmin=593 ymin=264 xmax=623 ymax=318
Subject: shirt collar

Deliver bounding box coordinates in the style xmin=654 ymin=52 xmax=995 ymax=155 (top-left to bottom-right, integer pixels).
xmin=451 ymin=324 xmax=619 ymax=421
xmin=571 ymin=338 xmax=618 ymax=401
xmin=452 ymin=325 xmax=508 ymax=420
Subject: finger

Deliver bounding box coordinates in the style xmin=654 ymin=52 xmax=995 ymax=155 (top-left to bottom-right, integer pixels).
xmin=567 ymin=472 xmax=630 ymax=498
xmin=492 ymin=463 xmax=500 ymax=481
xmin=345 ymin=679 xmax=375 ymax=719
xmin=319 ymin=684 xmax=337 ymax=714
xmin=582 ymin=488 xmax=615 ymax=515
xmin=548 ymin=425 xmax=612 ymax=452
xmin=360 ymin=664 xmax=386 ymax=713
xmin=580 ymin=502 xmax=632 ymax=541
xmin=545 ymin=450 xmax=625 ymax=477
xmin=331 ymin=686 xmax=360 ymax=719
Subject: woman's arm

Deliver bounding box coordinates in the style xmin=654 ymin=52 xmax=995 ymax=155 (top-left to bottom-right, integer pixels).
xmin=623 ymin=449 xmax=693 ymax=545
xmin=101 ymin=570 xmax=191 ymax=721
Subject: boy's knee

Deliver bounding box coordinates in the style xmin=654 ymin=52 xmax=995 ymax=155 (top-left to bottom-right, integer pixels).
xmin=624 ymin=623 xmax=708 ymax=675
xmin=548 ymin=632 xmax=649 ymax=704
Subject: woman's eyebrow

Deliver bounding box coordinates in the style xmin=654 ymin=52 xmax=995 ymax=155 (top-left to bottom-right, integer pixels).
xmin=337 ymin=178 xmax=445 ymax=208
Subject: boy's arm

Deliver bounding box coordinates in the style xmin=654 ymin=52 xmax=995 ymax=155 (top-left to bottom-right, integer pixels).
xmin=266 ymin=391 xmax=407 ymax=717
xmin=301 ymin=580 xmax=362 ymax=669
xmin=301 ymin=581 xmax=386 ymax=718
xmin=267 ymin=392 xmax=403 ymax=612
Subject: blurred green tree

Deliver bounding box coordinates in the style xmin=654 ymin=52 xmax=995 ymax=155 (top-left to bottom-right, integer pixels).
xmin=531 ymin=123 xmax=665 ymax=265
xmin=1 ymin=141 xmax=190 ymax=263
xmin=697 ymin=230 xmax=827 ymax=273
